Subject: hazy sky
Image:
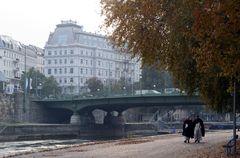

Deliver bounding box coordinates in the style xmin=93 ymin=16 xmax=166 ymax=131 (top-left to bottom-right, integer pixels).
xmin=0 ymin=0 xmax=103 ymax=48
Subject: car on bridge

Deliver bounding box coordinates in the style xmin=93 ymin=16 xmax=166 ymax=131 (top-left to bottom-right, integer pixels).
xmin=135 ymin=90 xmax=161 ymax=95
xmin=164 ymin=88 xmax=181 ymax=95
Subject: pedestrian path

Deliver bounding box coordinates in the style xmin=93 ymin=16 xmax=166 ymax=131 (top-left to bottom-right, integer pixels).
xmin=11 ymin=130 xmax=234 ymax=158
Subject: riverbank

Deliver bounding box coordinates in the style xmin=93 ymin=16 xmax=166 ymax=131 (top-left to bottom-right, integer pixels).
xmin=4 ymin=130 xmax=236 ymax=158
xmin=0 ymin=123 xmax=157 ymax=142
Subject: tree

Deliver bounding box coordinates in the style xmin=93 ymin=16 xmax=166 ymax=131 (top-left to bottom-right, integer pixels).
xmin=41 ymin=76 xmax=61 ymax=97
xmin=190 ymin=0 xmax=240 ymax=79
xmin=110 ymin=77 xmax=132 ymax=95
xmin=86 ymin=77 xmax=104 ymax=95
xmin=20 ymin=68 xmax=60 ymax=98
xmin=110 ymin=78 xmax=124 ymax=94
xmin=101 ymin=0 xmax=240 ymax=112
xmin=20 ymin=68 xmax=46 ymax=94
xmin=141 ymin=65 xmax=173 ymax=91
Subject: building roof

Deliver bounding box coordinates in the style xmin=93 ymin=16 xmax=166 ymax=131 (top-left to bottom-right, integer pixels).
xmin=46 ymin=20 xmax=105 ymax=46
xmin=0 ymin=35 xmax=23 ymax=50
xmin=46 ymin=20 xmax=81 ymax=45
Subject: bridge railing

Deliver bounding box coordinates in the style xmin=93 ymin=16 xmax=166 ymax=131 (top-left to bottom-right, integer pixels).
xmin=31 ymin=92 xmax=191 ymax=101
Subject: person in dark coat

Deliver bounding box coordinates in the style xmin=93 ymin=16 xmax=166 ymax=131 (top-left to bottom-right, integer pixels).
xmin=182 ymin=117 xmax=194 ymax=143
xmin=193 ymin=115 xmax=205 ymax=143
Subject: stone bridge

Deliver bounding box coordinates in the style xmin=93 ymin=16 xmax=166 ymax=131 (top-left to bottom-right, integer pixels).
xmin=32 ymin=95 xmax=204 ymax=125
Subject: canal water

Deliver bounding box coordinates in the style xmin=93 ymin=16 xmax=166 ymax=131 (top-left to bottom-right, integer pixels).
xmin=0 ymin=133 xmax=160 ymax=157
xmin=0 ymin=139 xmax=90 ymax=157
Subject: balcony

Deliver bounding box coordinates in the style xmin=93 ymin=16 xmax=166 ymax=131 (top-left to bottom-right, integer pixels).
xmin=13 ymin=58 xmax=20 ymax=63
xmin=13 ymin=67 xmax=20 ymax=72
xmin=14 ymin=76 xmax=20 ymax=79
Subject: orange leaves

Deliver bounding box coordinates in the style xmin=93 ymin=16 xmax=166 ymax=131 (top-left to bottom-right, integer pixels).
xmin=101 ymin=0 xmax=169 ymax=65
xmin=190 ymin=0 xmax=240 ymax=80
xmin=100 ymin=0 xmax=240 ymax=111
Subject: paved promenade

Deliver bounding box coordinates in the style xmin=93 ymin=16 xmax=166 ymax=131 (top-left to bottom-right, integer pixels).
xmin=11 ymin=130 xmax=234 ymax=158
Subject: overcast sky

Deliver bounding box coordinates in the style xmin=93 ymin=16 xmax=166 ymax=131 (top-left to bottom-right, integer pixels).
xmin=0 ymin=0 xmax=103 ymax=48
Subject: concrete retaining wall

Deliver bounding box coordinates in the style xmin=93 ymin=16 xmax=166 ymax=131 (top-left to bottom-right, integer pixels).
xmin=0 ymin=93 xmax=51 ymax=123
xmin=0 ymin=94 xmax=15 ymax=122
xmin=0 ymin=124 xmax=127 ymax=142
xmin=0 ymin=123 xmax=158 ymax=142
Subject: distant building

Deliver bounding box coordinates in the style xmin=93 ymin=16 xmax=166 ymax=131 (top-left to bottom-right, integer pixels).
xmin=44 ymin=20 xmax=142 ymax=94
xmin=0 ymin=35 xmax=44 ymax=94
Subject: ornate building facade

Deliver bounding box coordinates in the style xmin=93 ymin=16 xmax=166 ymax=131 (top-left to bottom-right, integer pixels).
xmin=0 ymin=35 xmax=44 ymax=94
xmin=44 ymin=20 xmax=141 ymax=94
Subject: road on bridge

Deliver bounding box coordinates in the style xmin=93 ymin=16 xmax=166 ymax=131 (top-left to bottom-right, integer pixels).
xmin=13 ymin=130 xmax=234 ymax=158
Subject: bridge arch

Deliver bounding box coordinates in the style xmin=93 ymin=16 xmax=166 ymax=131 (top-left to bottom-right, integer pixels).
xmin=33 ymin=95 xmax=204 ymax=125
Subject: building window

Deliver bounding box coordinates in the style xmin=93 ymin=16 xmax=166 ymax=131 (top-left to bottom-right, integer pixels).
xmin=64 ymin=78 xmax=67 ymax=83
xmin=70 ymin=68 xmax=74 ymax=74
xmin=54 ymin=51 xmax=57 ymax=55
xmin=98 ymin=70 xmax=101 ymax=76
xmin=70 ymin=50 xmax=74 ymax=54
xmin=59 ymin=68 xmax=62 ymax=74
xmin=54 ymin=68 xmax=57 ymax=74
xmin=59 ymin=78 xmax=62 ymax=83
xmin=70 ymin=78 xmax=74 ymax=83
xmin=54 ymin=59 xmax=57 ymax=64
xmin=80 ymin=68 xmax=83 ymax=74
xmin=59 ymin=50 xmax=62 ymax=55
xmin=59 ymin=59 xmax=62 ymax=64
xmin=80 ymin=59 xmax=83 ymax=64
xmin=64 ymin=68 xmax=67 ymax=74
xmin=48 ymin=69 xmax=51 ymax=74
xmin=64 ymin=59 xmax=67 ymax=64
xmin=64 ymin=50 xmax=67 ymax=55
xmin=48 ymin=60 xmax=51 ymax=64
xmin=48 ymin=51 xmax=52 ymax=55
xmin=70 ymin=59 xmax=74 ymax=64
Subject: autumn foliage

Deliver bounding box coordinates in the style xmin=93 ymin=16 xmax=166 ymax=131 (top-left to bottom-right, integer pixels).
xmin=101 ymin=0 xmax=240 ymax=112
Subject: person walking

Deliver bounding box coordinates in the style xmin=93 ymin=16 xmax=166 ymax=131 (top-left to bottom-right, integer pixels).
xmin=193 ymin=115 xmax=205 ymax=143
xmin=182 ymin=117 xmax=194 ymax=143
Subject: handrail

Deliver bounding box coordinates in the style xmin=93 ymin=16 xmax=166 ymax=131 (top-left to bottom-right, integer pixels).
xmin=32 ymin=93 xmax=195 ymax=102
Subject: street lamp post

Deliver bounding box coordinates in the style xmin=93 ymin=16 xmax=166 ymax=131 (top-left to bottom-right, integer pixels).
xmin=97 ymin=88 xmax=100 ymax=97
xmin=70 ymin=83 xmax=73 ymax=98
xmin=233 ymin=81 xmax=237 ymax=153
xmin=35 ymin=69 xmax=38 ymax=97
xmin=123 ymin=86 xmax=126 ymax=95
xmin=130 ymin=69 xmax=134 ymax=95
xmin=23 ymin=45 xmax=27 ymax=112
xmin=139 ymin=75 xmax=142 ymax=96
xmin=103 ymin=79 xmax=106 ymax=96
xmin=38 ymin=83 xmax=42 ymax=98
